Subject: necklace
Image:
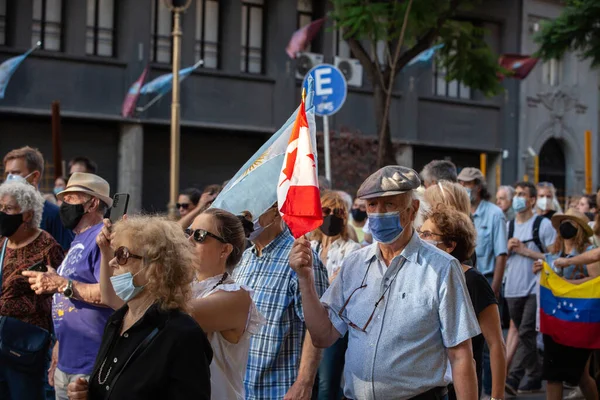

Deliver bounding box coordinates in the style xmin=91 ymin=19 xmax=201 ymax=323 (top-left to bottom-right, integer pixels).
xmin=211 ymin=272 xmax=228 ymax=291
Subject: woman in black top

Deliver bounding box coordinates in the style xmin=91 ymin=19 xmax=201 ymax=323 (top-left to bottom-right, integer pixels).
xmin=418 ymin=204 xmax=506 ymax=399
xmin=67 ymin=216 xmax=212 ymax=400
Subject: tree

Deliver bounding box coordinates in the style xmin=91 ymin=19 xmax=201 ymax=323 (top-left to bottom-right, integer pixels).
xmin=330 ymin=0 xmax=505 ymax=167
xmin=534 ymin=0 xmax=600 ymax=66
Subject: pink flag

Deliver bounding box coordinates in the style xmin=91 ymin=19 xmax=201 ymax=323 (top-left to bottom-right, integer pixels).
xmin=286 ymin=18 xmax=325 ymax=59
xmin=121 ymin=67 xmax=149 ymax=118
xmin=277 ymin=96 xmax=322 ymax=238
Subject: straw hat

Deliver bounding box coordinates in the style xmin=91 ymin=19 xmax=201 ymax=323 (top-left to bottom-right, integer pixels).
xmin=57 ymin=172 xmax=113 ymax=207
xmin=551 ymin=208 xmax=593 ymax=237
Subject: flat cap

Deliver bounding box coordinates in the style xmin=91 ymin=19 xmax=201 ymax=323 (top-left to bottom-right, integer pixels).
xmin=357 ymin=166 xmax=421 ymax=200
xmin=457 ymin=167 xmax=484 ymax=182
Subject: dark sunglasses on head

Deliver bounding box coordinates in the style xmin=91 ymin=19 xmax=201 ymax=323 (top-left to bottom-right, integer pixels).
xmin=114 ymin=246 xmax=143 ymax=266
xmin=177 ymin=203 xmax=191 ymax=210
xmin=322 ymin=207 xmax=345 ymax=217
xmin=185 ymin=228 xmax=226 ymax=244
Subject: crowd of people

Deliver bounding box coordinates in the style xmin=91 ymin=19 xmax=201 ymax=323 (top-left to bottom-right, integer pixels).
xmin=1 ymin=145 xmax=599 ymax=400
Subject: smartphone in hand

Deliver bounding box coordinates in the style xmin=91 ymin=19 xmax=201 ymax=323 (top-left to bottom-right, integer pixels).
xmin=27 ymin=261 xmax=48 ymax=273
xmin=109 ymin=193 xmax=130 ymax=224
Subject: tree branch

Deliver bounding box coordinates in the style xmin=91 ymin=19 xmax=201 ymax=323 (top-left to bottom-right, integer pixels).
xmin=369 ymin=36 xmax=387 ymax=92
xmin=393 ymin=0 xmax=463 ymax=77
xmin=346 ymin=37 xmax=380 ymax=87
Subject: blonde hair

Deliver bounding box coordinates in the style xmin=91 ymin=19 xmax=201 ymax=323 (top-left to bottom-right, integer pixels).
xmin=112 ymin=216 xmax=195 ymax=311
xmin=310 ymin=190 xmax=349 ymax=242
xmin=424 ymin=180 xmax=471 ymax=216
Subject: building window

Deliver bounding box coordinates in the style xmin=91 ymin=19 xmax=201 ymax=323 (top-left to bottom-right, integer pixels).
xmin=0 ymin=0 xmax=6 ymax=46
xmin=32 ymin=0 xmax=63 ymax=51
xmin=433 ymin=56 xmax=471 ymax=100
xmin=297 ymin=0 xmax=312 ymax=52
xmin=542 ymin=58 xmax=561 ymax=87
xmin=241 ymin=0 xmax=264 ymax=74
xmin=86 ymin=0 xmax=115 ymax=57
xmin=195 ymin=0 xmax=219 ymax=69
xmin=151 ymin=0 xmax=172 ymax=63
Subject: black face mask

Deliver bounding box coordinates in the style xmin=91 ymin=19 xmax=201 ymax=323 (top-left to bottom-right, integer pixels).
xmin=0 ymin=212 xmax=23 ymax=237
xmin=59 ymin=202 xmax=87 ymax=230
xmin=351 ymin=208 xmax=367 ymax=222
xmin=559 ymin=222 xmax=578 ymax=240
xmin=319 ymin=215 xmax=344 ymax=237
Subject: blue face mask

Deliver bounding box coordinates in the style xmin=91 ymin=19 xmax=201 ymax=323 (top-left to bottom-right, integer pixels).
xmin=512 ymin=196 xmax=527 ymax=213
xmin=53 ymin=187 xmax=64 ymax=196
xmin=6 ymin=173 xmax=32 ymax=184
xmin=368 ymin=211 xmax=404 ymax=244
xmin=110 ymin=270 xmax=145 ymax=302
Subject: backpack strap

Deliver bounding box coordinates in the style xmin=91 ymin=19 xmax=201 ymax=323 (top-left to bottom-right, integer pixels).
xmin=532 ymin=215 xmax=546 ymax=253
xmin=508 ymin=220 xmax=515 ymax=240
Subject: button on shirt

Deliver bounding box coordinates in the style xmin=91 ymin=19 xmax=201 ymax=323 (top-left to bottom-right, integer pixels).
xmin=232 ymin=229 xmax=329 ymax=400
xmin=473 ymin=200 xmax=508 ymax=276
xmin=320 ymin=232 xmax=480 ymax=400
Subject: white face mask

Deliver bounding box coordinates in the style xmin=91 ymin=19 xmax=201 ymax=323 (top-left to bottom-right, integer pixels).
xmin=537 ymin=197 xmax=550 ymax=211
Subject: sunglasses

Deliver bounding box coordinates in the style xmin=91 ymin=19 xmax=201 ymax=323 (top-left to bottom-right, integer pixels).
xmin=177 ymin=203 xmax=191 ymax=210
xmin=322 ymin=207 xmax=345 ymax=217
xmin=185 ymin=228 xmax=226 ymax=244
xmin=114 ymin=246 xmax=143 ymax=266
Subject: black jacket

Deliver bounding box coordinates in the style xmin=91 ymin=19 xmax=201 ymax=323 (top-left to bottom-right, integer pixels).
xmin=88 ymin=303 xmax=212 ymax=400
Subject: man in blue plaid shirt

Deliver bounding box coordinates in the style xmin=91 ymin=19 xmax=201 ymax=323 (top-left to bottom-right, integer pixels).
xmin=233 ymin=204 xmax=329 ymax=400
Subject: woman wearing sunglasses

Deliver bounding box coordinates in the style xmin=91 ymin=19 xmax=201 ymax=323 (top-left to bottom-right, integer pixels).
xmin=309 ymin=191 xmax=360 ymax=400
xmin=186 ymin=208 xmax=264 ymax=400
xmin=67 ymin=216 xmax=212 ymax=400
xmin=419 ymin=205 xmax=506 ymax=400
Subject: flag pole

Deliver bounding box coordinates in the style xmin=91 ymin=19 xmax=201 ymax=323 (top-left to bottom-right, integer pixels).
xmin=136 ymin=91 xmax=167 ymax=113
xmin=51 ymin=101 xmax=63 ymax=179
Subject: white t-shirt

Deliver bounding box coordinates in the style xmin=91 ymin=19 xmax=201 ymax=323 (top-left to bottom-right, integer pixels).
xmin=505 ymin=215 xmax=556 ymax=298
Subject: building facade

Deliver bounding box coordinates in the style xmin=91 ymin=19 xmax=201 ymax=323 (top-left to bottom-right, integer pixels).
xmin=0 ymin=0 xmax=589 ymax=212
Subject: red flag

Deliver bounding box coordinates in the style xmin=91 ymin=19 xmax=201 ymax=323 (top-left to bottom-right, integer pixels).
xmin=277 ymin=97 xmax=322 ymax=238
xmin=121 ymin=67 xmax=149 ymax=117
xmin=286 ymin=18 xmax=325 ymax=59
xmin=498 ymin=54 xmax=539 ymax=80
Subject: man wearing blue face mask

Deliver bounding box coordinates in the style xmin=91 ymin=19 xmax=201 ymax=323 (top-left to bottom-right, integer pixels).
xmin=503 ymin=182 xmax=556 ymax=395
xmin=290 ymin=165 xmax=481 ymax=400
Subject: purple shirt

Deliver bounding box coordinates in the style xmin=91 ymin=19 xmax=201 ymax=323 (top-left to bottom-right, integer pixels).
xmin=52 ymin=222 xmax=113 ymax=375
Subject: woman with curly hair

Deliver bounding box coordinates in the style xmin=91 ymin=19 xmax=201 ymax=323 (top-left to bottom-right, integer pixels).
xmin=67 ymin=216 xmax=212 ymax=400
xmin=419 ymin=205 xmax=506 ymax=400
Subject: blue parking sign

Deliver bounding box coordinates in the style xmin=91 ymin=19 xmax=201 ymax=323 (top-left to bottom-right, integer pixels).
xmin=302 ymin=64 xmax=347 ymax=117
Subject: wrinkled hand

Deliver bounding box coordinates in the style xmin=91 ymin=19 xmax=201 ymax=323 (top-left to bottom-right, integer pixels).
xmin=198 ymin=192 xmax=218 ymax=210
xmin=533 ymin=259 xmax=544 ymax=274
xmin=553 ymin=257 xmax=568 ymax=268
xmin=67 ymin=377 xmax=89 ymax=400
xmin=289 ymin=237 xmax=314 ymax=281
xmin=96 ymin=219 xmax=113 ymax=256
xmin=283 ymin=380 xmax=312 ymax=400
xmin=48 ymin=342 xmax=59 ymax=387
xmin=22 ymin=267 xmax=65 ymax=295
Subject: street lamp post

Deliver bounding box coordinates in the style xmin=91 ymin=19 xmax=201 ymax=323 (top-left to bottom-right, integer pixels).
xmin=165 ymin=0 xmax=191 ymax=219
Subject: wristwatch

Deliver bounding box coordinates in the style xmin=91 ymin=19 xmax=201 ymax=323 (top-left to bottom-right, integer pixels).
xmin=63 ymin=279 xmax=74 ymax=298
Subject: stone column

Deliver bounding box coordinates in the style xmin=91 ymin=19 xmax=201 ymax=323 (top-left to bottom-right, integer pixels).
xmin=118 ymin=123 xmax=144 ymax=214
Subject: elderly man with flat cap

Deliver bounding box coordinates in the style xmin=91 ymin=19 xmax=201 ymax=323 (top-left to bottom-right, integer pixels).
xmin=290 ymin=166 xmax=481 ymax=400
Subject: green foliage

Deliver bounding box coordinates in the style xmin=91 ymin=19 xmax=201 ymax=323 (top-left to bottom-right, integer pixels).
xmin=330 ymin=0 xmax=505 ymax=97
xmin=534 ymin=0 xmax=600 ymax=67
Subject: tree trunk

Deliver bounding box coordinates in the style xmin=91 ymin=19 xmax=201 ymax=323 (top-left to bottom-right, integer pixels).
xmin=374 ymin=83 xmax=396 ymax=168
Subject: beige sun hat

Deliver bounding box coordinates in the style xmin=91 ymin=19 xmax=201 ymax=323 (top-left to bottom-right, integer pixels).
xmin=551 ymin=208 xmax=593 ymax=237
xmin=57 ymin=172 xmax=113 ymax=207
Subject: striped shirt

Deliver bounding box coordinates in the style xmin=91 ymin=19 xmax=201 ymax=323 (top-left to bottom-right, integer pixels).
xmin=232 ymin=229 xmax=329 ymax=400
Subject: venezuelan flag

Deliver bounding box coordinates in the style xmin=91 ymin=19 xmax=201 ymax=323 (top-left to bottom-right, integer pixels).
xmin=539 ymin=262 xmax=600 ymax=349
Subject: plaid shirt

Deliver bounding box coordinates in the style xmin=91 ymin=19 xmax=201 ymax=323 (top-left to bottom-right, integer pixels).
xmin=232 ymin=229 xmax=329 ymax=399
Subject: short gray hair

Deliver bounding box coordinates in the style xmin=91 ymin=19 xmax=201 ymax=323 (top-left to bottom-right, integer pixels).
xmin=420 ymin=160 xmax=458 ymax=184
xmin=498 ymin=185 xmax=515 ymax=201
xmin=0 ymin=181 xmax=45 ymax=228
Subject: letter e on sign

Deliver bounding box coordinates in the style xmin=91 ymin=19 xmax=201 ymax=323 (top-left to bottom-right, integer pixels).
xmin=315 ymin=68 xmax=333 ymax=96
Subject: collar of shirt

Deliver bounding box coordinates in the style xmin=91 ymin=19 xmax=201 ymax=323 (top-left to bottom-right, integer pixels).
xmin=473 ymin=200 xmax=488 ymax=218
xmin=251 ymin=229 xmax=292 ymax=256
xmin=364 ymin=230 xmax=421 ymax=267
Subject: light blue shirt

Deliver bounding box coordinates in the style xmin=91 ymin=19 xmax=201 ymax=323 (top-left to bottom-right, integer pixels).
xmin=473 ymin=200 xmax=508 ymax=276
xmin=320 ymin=232 xmax=480 ymax=400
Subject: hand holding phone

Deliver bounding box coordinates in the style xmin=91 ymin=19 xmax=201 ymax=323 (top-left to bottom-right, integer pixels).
xmin=27 ymin=261 xmax=48 ymax=273
xmin=109 ymin=193 xmax=130 ymax=223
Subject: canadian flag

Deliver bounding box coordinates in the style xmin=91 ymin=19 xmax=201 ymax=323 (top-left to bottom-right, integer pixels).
xmin=277 ymin=97 xmax=322 ymax=238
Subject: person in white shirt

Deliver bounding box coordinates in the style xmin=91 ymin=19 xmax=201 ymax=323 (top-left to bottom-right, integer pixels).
xmin=310 ymin=190 xmax=361 ymax=400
